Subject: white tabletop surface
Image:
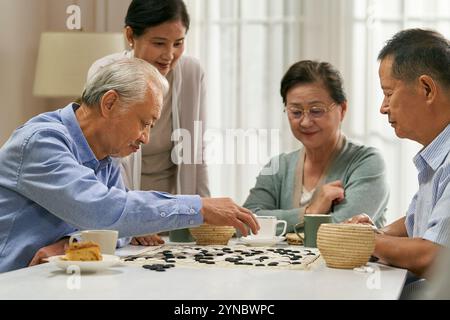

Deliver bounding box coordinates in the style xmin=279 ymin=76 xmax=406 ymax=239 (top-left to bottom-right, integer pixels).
xmin=0 ymin=240 xmax=407 ymax=300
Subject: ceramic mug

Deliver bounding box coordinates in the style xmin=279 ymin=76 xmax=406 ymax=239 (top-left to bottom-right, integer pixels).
xmin=294 ymin=214 xmax=332 ymax=248
xmin=69 ymin=230 xmax=118 ymax=254
xmin=252 ymin=216 xmax=287 ymax=239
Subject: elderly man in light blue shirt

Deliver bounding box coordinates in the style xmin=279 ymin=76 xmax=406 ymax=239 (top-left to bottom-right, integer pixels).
xmin=348 ymin=28 xmax=450 ymax=282
xmin=0 ymin=58 xmax=258 ymax=273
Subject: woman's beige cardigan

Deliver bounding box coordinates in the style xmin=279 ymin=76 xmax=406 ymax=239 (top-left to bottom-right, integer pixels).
xmin=88 ymin=52 xmax=210 ymax=196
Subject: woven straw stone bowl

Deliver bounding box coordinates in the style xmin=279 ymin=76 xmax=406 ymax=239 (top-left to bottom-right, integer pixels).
xmin=317 ymin=223 xmax=375 ymax=269
xmin=189 ymin=224 xmax=236 ymax=245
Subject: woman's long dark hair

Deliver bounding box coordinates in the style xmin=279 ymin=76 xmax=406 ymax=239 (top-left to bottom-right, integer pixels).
xmin=125 ymin=0 xmax=190 ymax=37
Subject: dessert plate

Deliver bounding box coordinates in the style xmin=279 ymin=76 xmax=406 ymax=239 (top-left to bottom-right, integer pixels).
xmin=47 ymin=254 xmax=120 ymax=272
xmin=239 ymin=235 xmax=286 ymax=247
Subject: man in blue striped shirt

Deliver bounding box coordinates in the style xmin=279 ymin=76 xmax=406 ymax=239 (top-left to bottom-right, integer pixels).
xmin=0 ymin=58 xmax=258 ymax=273
xmin=348 ymin=29 xmax=450 ymax=281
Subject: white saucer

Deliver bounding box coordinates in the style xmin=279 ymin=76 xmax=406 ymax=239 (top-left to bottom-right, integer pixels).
xmin=48 ymin=254 xmax=120 ymax=272
xmin=239 ymin=235 xmax=286 ymax=247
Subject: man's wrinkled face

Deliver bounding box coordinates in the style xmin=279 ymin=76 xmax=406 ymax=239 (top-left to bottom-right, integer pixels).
xmin=108 ymin=85 xmax=162 ymax=158
xmin=378 ymin=56 xmax=423 ymax=141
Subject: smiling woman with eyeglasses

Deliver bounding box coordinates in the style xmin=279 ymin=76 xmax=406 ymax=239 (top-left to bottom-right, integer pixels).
xmin=243 ymin=60 xmax=389 ymax=234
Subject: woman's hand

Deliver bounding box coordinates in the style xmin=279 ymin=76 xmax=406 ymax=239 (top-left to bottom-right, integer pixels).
xmin=306 ymin=180 xmax=344 ymax=214
xmin=345 ymin=213 xmax=375 ymax=226
xmin=131 ymin=234 xmax=165 ymax=246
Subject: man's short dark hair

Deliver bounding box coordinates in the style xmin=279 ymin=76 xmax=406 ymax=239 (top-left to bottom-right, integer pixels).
xmin=378 ymin=28 xmax=450 ymax=87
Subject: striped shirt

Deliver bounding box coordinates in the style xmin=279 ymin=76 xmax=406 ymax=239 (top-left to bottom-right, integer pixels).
xmin=405 ymin=124 xmax=450 ymax=246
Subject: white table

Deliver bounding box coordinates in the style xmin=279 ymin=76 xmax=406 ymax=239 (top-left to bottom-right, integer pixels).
xmin=0 ymin=242 xmax=407 ymax=300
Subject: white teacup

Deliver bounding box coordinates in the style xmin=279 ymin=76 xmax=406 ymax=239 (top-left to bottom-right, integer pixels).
xmin=252 ymin=216 xmax=287 ymax=239
xmin=69 ymin=230 xmax=119 ymax=255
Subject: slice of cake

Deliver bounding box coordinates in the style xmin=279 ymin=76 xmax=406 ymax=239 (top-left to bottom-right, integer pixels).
xmin=64 ymin=241 xmax=103 ymax=261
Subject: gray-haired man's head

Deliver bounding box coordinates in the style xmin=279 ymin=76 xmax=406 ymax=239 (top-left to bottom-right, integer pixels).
xmin=81 ymin=58 xmax=169 ymax=109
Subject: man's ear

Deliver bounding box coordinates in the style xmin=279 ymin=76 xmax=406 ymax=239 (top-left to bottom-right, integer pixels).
xmin=99 ymin=90 xmax=119 ymax=118
xmin=418 ymin=75 xmax=437 ymax=105
xmin=339 ymin=101 xmax=348 ymax=122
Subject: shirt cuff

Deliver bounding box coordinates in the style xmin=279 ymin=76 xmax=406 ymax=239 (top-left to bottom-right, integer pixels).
xmin=176 ymin=194 xmax=203 ymax=215
xmin=174 ymin=194 xmax=204 ymax=227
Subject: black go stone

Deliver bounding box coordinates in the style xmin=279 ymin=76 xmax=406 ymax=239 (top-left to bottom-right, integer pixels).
xmin=143 ymin=264 xmax=172 ymax=272
xmin=142 ymin=264 xmax=154 ymax=270
xmin=198 ymin=260 xmax=209 ymax=263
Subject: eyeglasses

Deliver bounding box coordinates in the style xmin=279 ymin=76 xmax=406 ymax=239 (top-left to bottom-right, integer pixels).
xmin=285 ymin=102 xmax=338 ymax=120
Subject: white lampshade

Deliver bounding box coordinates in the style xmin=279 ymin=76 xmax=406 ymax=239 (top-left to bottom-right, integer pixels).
xmin=33 ymin=32 xmax=125 ymax=97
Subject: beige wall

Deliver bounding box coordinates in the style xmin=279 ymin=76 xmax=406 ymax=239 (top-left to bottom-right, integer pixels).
xmin=0 ymin=0 xmax=46 ymax=145
xmin=0 ymin=0 xmax=130 ymax=145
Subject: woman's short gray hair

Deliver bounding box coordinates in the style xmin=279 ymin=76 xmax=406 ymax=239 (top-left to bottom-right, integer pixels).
xmin=81 ymin=58 xmax=169 ymax=108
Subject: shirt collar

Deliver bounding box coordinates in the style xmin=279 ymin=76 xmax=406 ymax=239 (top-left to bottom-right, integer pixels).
xmin=60 ymin=103 xmax=112 ymax=171
xmin=414 ymin=124 xmax=450 ymax=172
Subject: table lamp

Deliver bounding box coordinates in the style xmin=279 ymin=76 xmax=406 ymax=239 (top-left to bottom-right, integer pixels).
xmin=33 ymin=32 xmax=125 ymax=97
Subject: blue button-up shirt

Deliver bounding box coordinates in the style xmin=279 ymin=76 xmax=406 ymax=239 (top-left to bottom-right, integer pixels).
xmin=405 ymin=124 xmax=450 ymax=246
xmin=0 ymin=104 xmax=203 ymax=272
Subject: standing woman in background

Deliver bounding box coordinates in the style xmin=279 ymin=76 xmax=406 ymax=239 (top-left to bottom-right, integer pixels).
xmin=88 ymin=0 xmax=210 ymax=245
